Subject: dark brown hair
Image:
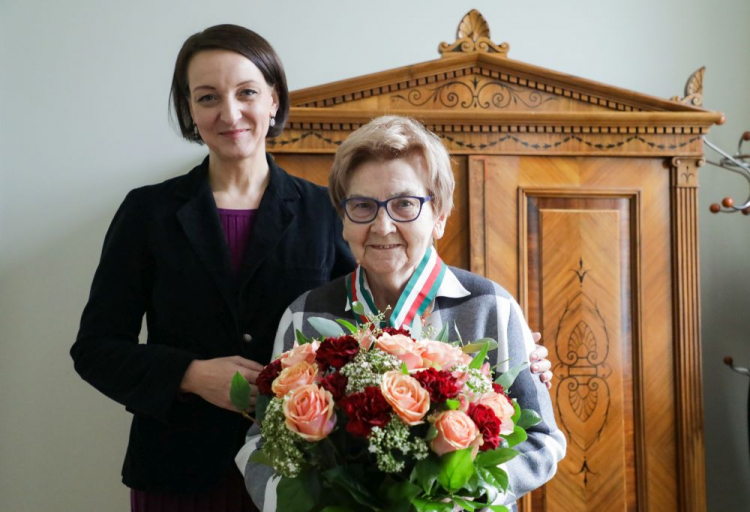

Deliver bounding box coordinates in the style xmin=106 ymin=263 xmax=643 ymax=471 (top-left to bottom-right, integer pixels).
xmin=170 ymin=24 xmax=290 ymax=141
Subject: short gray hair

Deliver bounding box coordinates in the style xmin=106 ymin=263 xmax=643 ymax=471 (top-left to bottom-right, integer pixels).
xmin=329 ymin=116 xmax=455 ymax=218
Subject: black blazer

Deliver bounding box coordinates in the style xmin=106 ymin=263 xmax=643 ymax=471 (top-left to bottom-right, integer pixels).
xmin=71 ymin=155 xmax=355 ymax=493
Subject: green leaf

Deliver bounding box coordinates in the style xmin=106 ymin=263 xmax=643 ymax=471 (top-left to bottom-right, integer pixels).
xmin=434 ymin=322 xmax=450 ymax=343
xmin=324 ymin=466 xmax=381 ymax=509
xmin=425 ymin=424 xmax=438 ymax=442
xmin=384 ymin=479 xmax=422 ymax=512
xmin=255 ymin=394 xmax=271 ymax=424
xmin=352 ymin=301 xmax=366 ymax=316
xmin=230 ymin=371 xmax=251 ymax=412
xmin=335 ymin=318 xmax=359 ymax=334
xmin=517 ymin=409 xmax=542 ymax=429
xmin=248 ymin=448 xmax=273 ymax=467
xmin=401 ymin=362 xmax=409 ymax=375
xmin=488 ymin=506 xmax=510 ymax=512
xmin=445 ymin=399 xmax=460 ymax=410
xmin=494 ymin=361 xmax=528 ymax=390
xmin=455 ymin=323 xmax=464 ymax=346
xmin=410 ymin=315 xmax=422 ymax=341
xmin=511 ymin=400 xmax=521 ymax=424
xmin=438 ymin=447 xmax=475 ymax=493
xmin=476 ymin=467 xmax=499 ymax=504
xmin=412 ymin=497 xmax=454 ymax=512
xmin=504 ymin=425 xmax=528 ymax=448
xmin=320 ymin=507 xmax=356 ymax=512
xmin=411 ymin=454 xmax=440 ymax=494
xmin=309 ymin=317 xmax=345 ymax=338
xmin=475 ymin=447 xmax=518 ymax=468
xmin=469 ymin=340 xmax=491 ymax=370
xmin=485 ymin=465 xmax=509 ymax=492
xmin=461 ymin=338 xmax=498 ymax=354
xmin=296 ymin=329 xmax=313 ymax=346
xmin=452 ymin=496 xmax=479 ymax=510
xmin=276 ymin=470 xmax=321 ymax=512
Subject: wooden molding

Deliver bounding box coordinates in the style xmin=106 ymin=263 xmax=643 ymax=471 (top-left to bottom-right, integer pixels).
xmin=670 ymin=157 xmax=707 ymax=512
xmin=468 ymin=157 xmax=487 ymax=276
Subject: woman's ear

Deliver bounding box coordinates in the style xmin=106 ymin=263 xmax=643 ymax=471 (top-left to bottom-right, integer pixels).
xmin=432 ymin=212 xmax=447 ymax=240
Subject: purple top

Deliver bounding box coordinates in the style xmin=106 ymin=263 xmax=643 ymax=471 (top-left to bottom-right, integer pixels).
xmin=217 ymin=208 xmax=257 ymax=273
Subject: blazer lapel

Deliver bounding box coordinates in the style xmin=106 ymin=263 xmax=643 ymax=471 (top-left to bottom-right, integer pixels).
xmin=239 ymin=155 xmax=299 ymax=287
xmin=175 ymin=160 xmax=239 ymax=322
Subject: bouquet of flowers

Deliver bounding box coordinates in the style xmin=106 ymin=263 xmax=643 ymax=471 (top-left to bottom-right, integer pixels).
xmin=231 ymin=305 xmax=540 ymax=512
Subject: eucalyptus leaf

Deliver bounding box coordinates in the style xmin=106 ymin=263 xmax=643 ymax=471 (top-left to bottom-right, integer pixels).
xmin=434 ymin=322 xmax=450 ymax=343
xmin=460 ymin=338 xmax=498 ymax=354
xmin=438 ymin=448 xmax=475 ymax=493
xmin=517 ymin=409 xmax=542 ymax=429
xmin=494 ymin=361 xmax=528 ymax=390
xmin=230 ymin=371 xmax=251 ymax=412
xmin=504 ymin=425 xmax=528 ymax=448
xmin=309 ymin=317 xmax=346 ymax=338
xmin=410 ymin=315 xmax=422 ymax=341
xmin=336 ymin=318 xmax=359 ymax=334
xmin=296 ymin=329 xmax=313 ymax=346
xmin=469 ymin=340 xmax=491 ymax=370
xmin=352 ymin=301 xmax=366 ymax=316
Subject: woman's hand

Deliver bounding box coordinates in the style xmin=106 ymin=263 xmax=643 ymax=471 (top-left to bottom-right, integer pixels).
xmin=180 ymin=356 xmax=264 ymax=412
xmin=529 ymin=332 xmax=553 ymax=389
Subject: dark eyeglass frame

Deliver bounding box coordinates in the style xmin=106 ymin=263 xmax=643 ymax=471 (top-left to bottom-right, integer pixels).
xmin=339 ymin=195 xmax=433 ymax=224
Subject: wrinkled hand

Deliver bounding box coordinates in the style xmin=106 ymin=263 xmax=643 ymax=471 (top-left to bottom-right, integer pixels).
xmin=529 ymin=332 xmax=553 ymax=389
xmin=180 ymin=356 xmax=264 ymax=412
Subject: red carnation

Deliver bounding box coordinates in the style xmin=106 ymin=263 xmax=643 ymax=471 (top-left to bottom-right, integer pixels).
xmin=413 ymin=368 xmax=459 ymax=403
xmin=468 ymin=403 xmax=502 ymax=451
xmin=256 ymin=359 xmax=282 ymax=396
xmin=319 ymin=372 xmax=349 ymax=401
xmin=316 ymin=335 xmax=361 ymax=370
xmin=339 ymin=386 xmax=392 ymax=437
xmin=381 ymin=326 xmax=414 ymax=339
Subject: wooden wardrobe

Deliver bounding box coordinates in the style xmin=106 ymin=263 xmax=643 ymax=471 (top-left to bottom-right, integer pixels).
xmin=267 ymin=11 xmax=723 ymax=512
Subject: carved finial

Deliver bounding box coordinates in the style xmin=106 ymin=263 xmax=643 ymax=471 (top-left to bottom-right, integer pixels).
xmin=671 ymin=66 xmax=705 ymax=106
xmin=439 ymin=10 xmax=510 ymax=57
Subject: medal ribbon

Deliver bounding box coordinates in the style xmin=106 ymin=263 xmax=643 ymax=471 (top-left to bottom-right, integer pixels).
xmin=346 ymin=245 xmax=446 ymax=330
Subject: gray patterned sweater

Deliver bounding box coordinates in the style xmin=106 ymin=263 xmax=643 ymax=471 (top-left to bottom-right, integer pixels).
xmin=239 ymin=266 xmax=566 ymax=511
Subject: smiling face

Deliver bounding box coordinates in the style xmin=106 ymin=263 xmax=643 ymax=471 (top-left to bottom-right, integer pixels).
xmin=187 ymin=50 xmax=278 ymax=164
xmin=342 ymin=155 xmax=447 ymax=291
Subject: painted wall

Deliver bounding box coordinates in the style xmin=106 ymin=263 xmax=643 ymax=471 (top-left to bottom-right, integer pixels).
xmin=2 ymin=0 xmax=749 ymax=510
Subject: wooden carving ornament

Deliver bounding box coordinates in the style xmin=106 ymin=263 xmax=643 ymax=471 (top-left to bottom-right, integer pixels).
xmin=438 ymin=9 xmax=510 ymax=57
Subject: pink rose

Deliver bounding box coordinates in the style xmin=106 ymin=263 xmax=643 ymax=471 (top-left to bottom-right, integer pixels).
xmin=272 ymin=361 xmax=319 ymax=398
xmin=375 ymin=333 xmax=423 ymax=370
xmin=380 ymin=370 xmax=430 ymax=425
xmin=417 ymin=340 xmax=470 ymax=370
xmin=280 ymin=341 xmax=319 ymax=369
xmin=283 ymin=384 xmax=337 ymax=442
xmin=476 ymin=392 xmax=515 ymax=435
xmin=430 ymin=410 xmax=483 ymax=457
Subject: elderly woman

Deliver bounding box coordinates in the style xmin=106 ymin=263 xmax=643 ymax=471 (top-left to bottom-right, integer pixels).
xmin=241 ymin=116 xmax=566 ymax=511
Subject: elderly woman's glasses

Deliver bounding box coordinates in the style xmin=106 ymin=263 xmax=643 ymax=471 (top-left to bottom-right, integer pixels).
xmin=340 ymin=195 xmax=432 ymax=224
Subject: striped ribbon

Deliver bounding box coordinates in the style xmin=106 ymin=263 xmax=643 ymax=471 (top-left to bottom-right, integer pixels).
xmin=346 ymin=245 xmax=446 ymax=330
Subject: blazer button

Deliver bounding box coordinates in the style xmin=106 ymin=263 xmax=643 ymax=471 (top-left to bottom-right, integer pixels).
xmin=243 ymin=333 xmax=253 ymax=343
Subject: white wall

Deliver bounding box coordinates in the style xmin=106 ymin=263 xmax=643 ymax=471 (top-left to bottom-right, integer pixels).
xmin=2 ymin=0 xmax=749 ymax=510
